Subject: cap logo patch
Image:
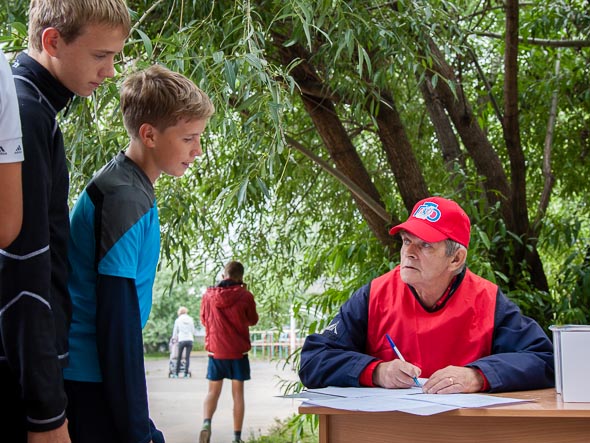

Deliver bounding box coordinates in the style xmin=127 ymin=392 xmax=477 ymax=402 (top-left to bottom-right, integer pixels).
xmin=413 ymin=202 xmax=441 ymax=223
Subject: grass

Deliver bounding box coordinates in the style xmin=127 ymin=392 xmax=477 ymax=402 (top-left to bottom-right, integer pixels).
xmin=245 ymin=415 xmax=318 ymax=443
xmin=144 ymin=351 xmax=169 ymax=360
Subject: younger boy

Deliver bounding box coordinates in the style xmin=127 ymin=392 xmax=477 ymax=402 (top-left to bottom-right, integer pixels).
xmin=200 ymin=261 xmax=259 ymax=443
xmin=64 ymin=64 xmax=214 ymax=443
xmin=0 ymin=1 xmax=130 ymax=441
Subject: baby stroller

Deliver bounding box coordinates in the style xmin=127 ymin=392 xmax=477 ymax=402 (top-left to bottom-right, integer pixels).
xmin=168 ymin=338 xmax=191 ymax=378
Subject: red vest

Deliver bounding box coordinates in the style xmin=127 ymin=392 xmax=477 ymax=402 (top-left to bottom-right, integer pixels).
xmin=367 ymin=266 xmax=497 ymax=377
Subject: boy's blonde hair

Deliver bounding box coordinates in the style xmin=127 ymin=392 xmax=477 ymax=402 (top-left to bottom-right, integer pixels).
xmin=120 ymin=65 xmax=215 ymax=138
xmin=28 ymin=0 xmax=131 ymax=52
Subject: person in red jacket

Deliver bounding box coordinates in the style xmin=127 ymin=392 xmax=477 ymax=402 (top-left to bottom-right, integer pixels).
xmin=199 ymin=261 xmax=259 ymax=443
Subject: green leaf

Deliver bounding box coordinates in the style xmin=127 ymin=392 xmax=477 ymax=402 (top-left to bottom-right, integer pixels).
xmin=135 ymin=28 xmax=153 ymax=58
xmin=237 ymin=178 xmax=249 ymax=206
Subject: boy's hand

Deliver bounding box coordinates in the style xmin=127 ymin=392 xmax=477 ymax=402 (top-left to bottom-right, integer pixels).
xmin=28 ymin=421 xmax=70 ymax=443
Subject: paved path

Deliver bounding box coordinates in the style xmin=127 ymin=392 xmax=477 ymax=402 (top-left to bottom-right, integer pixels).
xmin=146 ymin=353 xmax=301 ymax=443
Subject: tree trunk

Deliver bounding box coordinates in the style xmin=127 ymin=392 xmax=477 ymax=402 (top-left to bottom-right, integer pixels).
xmin=297 ymin=91 xmax=395 ymax=248
xmin=372 ymin=91 xmax=430 ymax=210
xmin=503 ymin=0 xmax=548 ymax=291
xmin=274 ymin=37 xmax=395 ymax=249
xmin=425 ymin=38 xmax=513 ymax=226
xmin=419 ymin=78 xmax=466 ymax=173
xmin=503 ymin=0 xmax=529 ymax=236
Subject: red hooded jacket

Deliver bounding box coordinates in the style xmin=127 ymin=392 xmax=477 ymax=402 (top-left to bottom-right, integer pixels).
xmin=200 ymin=281 xmax=259 ymax=359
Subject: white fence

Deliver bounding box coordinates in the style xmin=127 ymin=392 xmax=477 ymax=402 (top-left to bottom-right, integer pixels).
xmin=250 ymin=329 xmax=304 ymax=359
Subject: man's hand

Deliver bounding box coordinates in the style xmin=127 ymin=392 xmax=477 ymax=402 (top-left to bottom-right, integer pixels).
xmin=422 ymin=366 xmax=484 ymax=394
xmin=372 ymin=360 xmax=421 ymax=389
xmin=28 ymin=421 xmax=70 ymax=443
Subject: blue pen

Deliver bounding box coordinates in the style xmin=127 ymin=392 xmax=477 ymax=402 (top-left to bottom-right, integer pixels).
xmin=385 ymin=333 xmax=422 ymax=388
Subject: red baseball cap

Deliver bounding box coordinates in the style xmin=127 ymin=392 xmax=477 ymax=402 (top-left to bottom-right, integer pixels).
xmin=389 ymin=197 xmax=471 ymax=247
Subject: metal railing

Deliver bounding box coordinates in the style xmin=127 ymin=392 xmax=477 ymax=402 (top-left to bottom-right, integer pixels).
xmin=250 ymin=329 xmax=304 ymax=359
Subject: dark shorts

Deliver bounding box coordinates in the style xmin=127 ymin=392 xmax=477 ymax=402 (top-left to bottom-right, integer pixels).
xmin=207 ymin=355 xmax=251 ymax=381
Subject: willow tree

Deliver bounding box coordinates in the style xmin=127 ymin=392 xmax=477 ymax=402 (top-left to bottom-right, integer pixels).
xmin=133 ymin=0 xmax=588 ymax=327
xmin=2 ymin=0 xmax=589 ymax=329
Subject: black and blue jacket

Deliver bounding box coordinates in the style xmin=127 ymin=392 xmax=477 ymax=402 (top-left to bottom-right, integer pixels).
xmin=65 ymin=152 xmax=162 ymax=443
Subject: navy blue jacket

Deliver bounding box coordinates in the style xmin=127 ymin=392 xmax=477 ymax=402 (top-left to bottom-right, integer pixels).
xmin=299 ymin=269 xmax=554 ymax=392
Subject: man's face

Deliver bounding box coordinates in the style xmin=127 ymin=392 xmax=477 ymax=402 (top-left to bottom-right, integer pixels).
xmin=399 ymin=231 xmax=455 ymax=291
xmin=50 ymin=23 xmax=127 ymax=97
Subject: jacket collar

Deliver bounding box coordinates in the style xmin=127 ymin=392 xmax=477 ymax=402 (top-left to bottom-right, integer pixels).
xmin=12 ymin=52 xmax=74 ymax=114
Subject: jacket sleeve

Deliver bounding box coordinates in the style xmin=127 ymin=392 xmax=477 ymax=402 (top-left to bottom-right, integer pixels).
xmin=172 ymin=319 xmax=178 ymax=340
xmin=246 ymin=292 xmax=259 ymax=326
xmin=0 ymin=90 xmax=67 ymax=432
xmin=298 ymin=283 xmax=377 ymax=388
xmin=96 ymin=274 xmax=164 ymax=443
xmin=200 ymin=295 xmax=208 ymax=328
xmin=467 ymin=288 xmax=555 ymax=392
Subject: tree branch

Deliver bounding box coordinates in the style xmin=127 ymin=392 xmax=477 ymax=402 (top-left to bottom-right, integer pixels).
xmin=473 ymin=32 xmax=590 ymax=48
xmin=285 ymin=136 xmax=394 ymax=225
xmin=503 ymin=0 xmax=529 ymax=235
xmin=535 ymin=54 xmax=561 ymax=229
xmin=466 ymin=47 xmax=503 ymax=125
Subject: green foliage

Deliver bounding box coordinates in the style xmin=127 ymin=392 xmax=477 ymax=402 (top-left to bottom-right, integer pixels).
xmin=245 ymin=414 xmax=318 ymax=443
xmin=541 ymin=200 xmax=590 ymax=326
xmin=142 ymin=264 xmax=208 ymax=352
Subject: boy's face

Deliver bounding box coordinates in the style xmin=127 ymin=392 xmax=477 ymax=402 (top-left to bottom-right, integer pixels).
xmin=47 ymin=23 xmax=127 ymax=97
xmin=148 ymin=117 xmax=208 ymax=180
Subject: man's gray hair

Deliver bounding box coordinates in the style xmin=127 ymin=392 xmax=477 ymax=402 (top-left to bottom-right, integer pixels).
xmin=445 ymin=239 xmax=467 ymax=275
xmin=445 ymin=239 xmax=464 ymax=257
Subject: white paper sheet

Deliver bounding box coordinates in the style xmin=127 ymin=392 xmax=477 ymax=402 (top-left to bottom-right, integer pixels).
xmin=295 ymin=384 xmax=530 ymax=415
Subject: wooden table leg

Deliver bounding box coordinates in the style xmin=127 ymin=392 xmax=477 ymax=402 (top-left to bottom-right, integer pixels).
xmin=319 ymin=414 xmax=329 ymax=443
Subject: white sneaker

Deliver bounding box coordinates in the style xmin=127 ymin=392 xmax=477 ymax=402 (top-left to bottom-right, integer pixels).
xmin=199 ymin=428 xmax=211 ymax=443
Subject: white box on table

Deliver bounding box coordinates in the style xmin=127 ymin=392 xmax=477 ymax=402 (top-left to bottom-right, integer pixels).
xmin=550 ymin=325 xmax=590 ymax=402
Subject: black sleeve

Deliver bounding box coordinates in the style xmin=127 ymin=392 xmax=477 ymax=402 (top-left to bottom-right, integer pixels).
xmin=0 ymin=84 xmax=68 ymax=432
xmin=95 ymin=274 xmax=164 ymax=443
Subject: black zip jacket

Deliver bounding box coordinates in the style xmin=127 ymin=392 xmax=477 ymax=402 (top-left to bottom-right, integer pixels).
xmin=0 ymin=52 xmax=73 ymax=432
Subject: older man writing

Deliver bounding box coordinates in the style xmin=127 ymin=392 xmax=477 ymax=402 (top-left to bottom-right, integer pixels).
xmin=299 ymin=197 xmax=554 ymax=393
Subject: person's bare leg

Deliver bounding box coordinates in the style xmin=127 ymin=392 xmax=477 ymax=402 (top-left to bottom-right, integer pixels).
xmin=203 ymin=379 xmax=223 ymax=420
xmin=200 ymin=380 xmax=223 ymax=443
xmin=231 ymin=379 xmax=245 ymax=440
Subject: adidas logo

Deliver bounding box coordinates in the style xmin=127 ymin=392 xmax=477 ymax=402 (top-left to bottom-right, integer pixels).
xmin=14 ymin=144 xmax=22 ymax=155
xmin=0 ymin=145 xmax=6 ymax=155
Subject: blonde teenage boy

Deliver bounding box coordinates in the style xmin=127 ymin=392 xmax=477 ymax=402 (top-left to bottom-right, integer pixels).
xmin=64 ymin=65 xmax=214 ymax=443
xmin=0 ymin=1 xmax=130 ymax=442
